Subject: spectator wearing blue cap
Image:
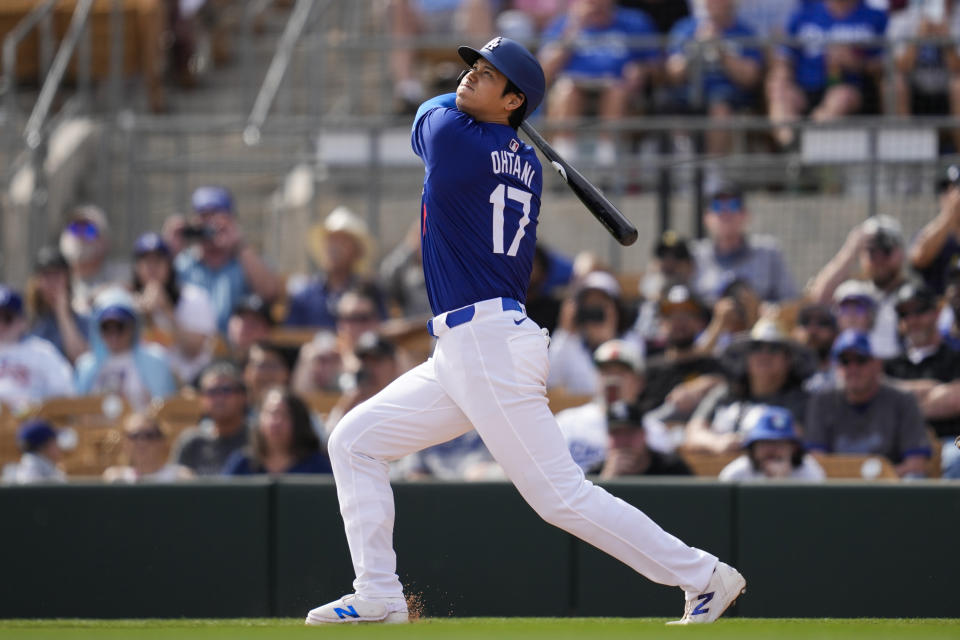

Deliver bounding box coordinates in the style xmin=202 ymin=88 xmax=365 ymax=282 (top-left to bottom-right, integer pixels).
xmin=691 ymin=179 xmax=799 ymax=306
xmin=5 ymin=419 xmax=67 ymax=484
xmin=174 ymin=186 xmax=283 ymax=334
xmin=539 ymin=0 xmax=660 ymax=166
xmin=57 ymin=204 xmax=129 ymax=316
xmin=25 ymin=245 xmax=91 ymax=363
xmin=0 ymin=285 xmax=75 ymax=413
xmin=75 ymin=288 xmax=177 ymax=410
xmin=131 ymin=232 xmax=217 ymax=385
xmin=718 ymin=405 xmax=825 ymax=481
xmin=805 ymin=329 xmax=932 ymax=478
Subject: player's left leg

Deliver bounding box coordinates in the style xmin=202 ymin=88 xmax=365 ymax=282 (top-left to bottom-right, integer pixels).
xmin=436 ymin=311 xmax=743 ymax=621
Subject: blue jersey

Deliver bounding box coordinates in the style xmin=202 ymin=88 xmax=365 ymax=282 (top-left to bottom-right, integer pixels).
xmin=542 ymin=8 xmax=660 ymax=79
xmin=668 ymin=18 xmax=762 ymax=101
xmin=412 ymin=94 xmax=542 ymax=315
xmin=781 ymin=0 xmax=887 ymax=92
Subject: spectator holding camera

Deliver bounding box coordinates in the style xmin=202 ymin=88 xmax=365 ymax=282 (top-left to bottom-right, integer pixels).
xmin=174 ymin=186 xmax=283 ymax=334
xmin=684 ymin=319 xmax=813 ymax=454
xmin=808 ymin=215 xmax=910 ymax=359
xmin=718 ymin=405 xmax=826 ymax=481
xmin=548 ymin=271 xmax=643 ymax=394
xmin=224 ymin=387 xmax=332 ymax=475
xmin=884 ymin=281 xmax=960 ymax=478
xmin=805 ymin=329 xmax=931 ymax=478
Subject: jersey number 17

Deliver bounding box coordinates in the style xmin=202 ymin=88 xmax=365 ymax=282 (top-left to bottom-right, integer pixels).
xmin=489 ymin=184 xmax=532 ymax=257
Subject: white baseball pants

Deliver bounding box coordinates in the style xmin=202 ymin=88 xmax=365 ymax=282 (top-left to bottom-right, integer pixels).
xmin=327 ymin=298 xmax=717 ymax=601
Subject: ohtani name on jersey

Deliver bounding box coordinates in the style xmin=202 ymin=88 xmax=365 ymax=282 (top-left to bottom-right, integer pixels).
xmin=490 ymin=151 xmax=536 ymax=189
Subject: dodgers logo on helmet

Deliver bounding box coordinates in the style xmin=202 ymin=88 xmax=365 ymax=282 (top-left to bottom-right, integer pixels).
xmin=458 ymin=37 xmax=546 ymax=114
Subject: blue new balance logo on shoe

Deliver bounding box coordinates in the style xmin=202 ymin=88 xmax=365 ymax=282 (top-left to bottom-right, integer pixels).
xmin=691 ymin=592 xmax=714 ymax=616
xmin=334 ymin=605 xmax=360 ymax=619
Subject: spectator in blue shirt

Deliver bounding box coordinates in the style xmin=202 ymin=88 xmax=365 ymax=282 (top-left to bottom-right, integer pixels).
xmin=174 ymin=186 xmax=283 ymax=334
xmin=665 ymin=0 xmax=763 ymax=156
xmin=539 ymin=0 xmax=661 ymax=166
xmin=767 ymin=0 xmax=888 ymax=149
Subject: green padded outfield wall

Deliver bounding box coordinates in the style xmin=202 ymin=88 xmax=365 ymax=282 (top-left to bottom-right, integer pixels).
xmin=273 ymin=478 xmax=572 ymax=617
xmin=0 ymin=479 xmax=272 ymax=618
xmin=0 ymin=479 xmax=957 ymax=618
xmin=736 ymin=482 xmax=960 ymax=618
xmin=572 ymin=479 xmax=735 ymax=616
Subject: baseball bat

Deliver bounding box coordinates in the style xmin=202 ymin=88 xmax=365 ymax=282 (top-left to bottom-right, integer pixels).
xmin=520 ymin=121 xmax=638 ymax=247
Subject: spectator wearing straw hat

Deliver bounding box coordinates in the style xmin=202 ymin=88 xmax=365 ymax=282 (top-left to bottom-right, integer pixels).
xmin=174 ymin=186 xmax=283 ymax=334
xmin=285 ymin=206 xmax=386 ymax=329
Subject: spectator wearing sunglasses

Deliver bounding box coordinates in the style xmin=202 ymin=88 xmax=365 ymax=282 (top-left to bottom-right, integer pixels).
xmin=103 ymin=412 xmax=194 ymax=483
xmin=75 ymin=288 xmax=177 ymax=410
xmin=684 ymin=318 xmax=814 ymax=455
xmin=171 ymin=361 xmax=251 ymax=475
xmin=691 ymin=179 xmax=798 ymax=306
xmin=0 ymin=286 xmax=75 ymax=413
xmin=884 ymin=282 xmax=960 ymax=478
xmin=57 ymin=205 xmax=128 ymax=316
xmin=805 ymin=329 xmax=931 ymax=478
xmin=808 ymin=215 xmax=910 ymax=359
xmin=791 ymin=302 xmax=839 ymax=392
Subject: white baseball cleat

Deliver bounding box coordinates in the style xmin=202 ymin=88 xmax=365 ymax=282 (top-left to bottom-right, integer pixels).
xmin=666 ymin=561 xmax=746 ymax=625
xmin=304 ymin=593 xmax=409 ymax=625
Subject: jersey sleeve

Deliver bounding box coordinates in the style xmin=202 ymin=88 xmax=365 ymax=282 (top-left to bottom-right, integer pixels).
xmin=411 ymin=93 xmax=459 ymax=162
xmin=623 ymin=9 xmax=660 ymax=62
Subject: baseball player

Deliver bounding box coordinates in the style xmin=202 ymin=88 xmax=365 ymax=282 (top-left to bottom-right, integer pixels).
xmin=305 ymin=37 xmax=745 ymax=626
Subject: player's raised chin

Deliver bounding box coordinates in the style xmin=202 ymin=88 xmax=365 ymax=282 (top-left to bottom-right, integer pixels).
xmin=455 ymin=61 xmax=525 ymax=125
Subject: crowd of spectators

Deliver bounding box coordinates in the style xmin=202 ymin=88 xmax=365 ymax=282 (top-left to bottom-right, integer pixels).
xmin=382 ymin=0 xmax=960 ymax=162
xmin=3 ymin=0 xmax=960 ymax=485
xmin=2 ymin=173 xmax=958 ymax=485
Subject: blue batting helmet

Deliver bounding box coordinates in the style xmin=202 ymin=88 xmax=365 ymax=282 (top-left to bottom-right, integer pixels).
xmin=458 ymin=37 xmax=546 ymax=114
